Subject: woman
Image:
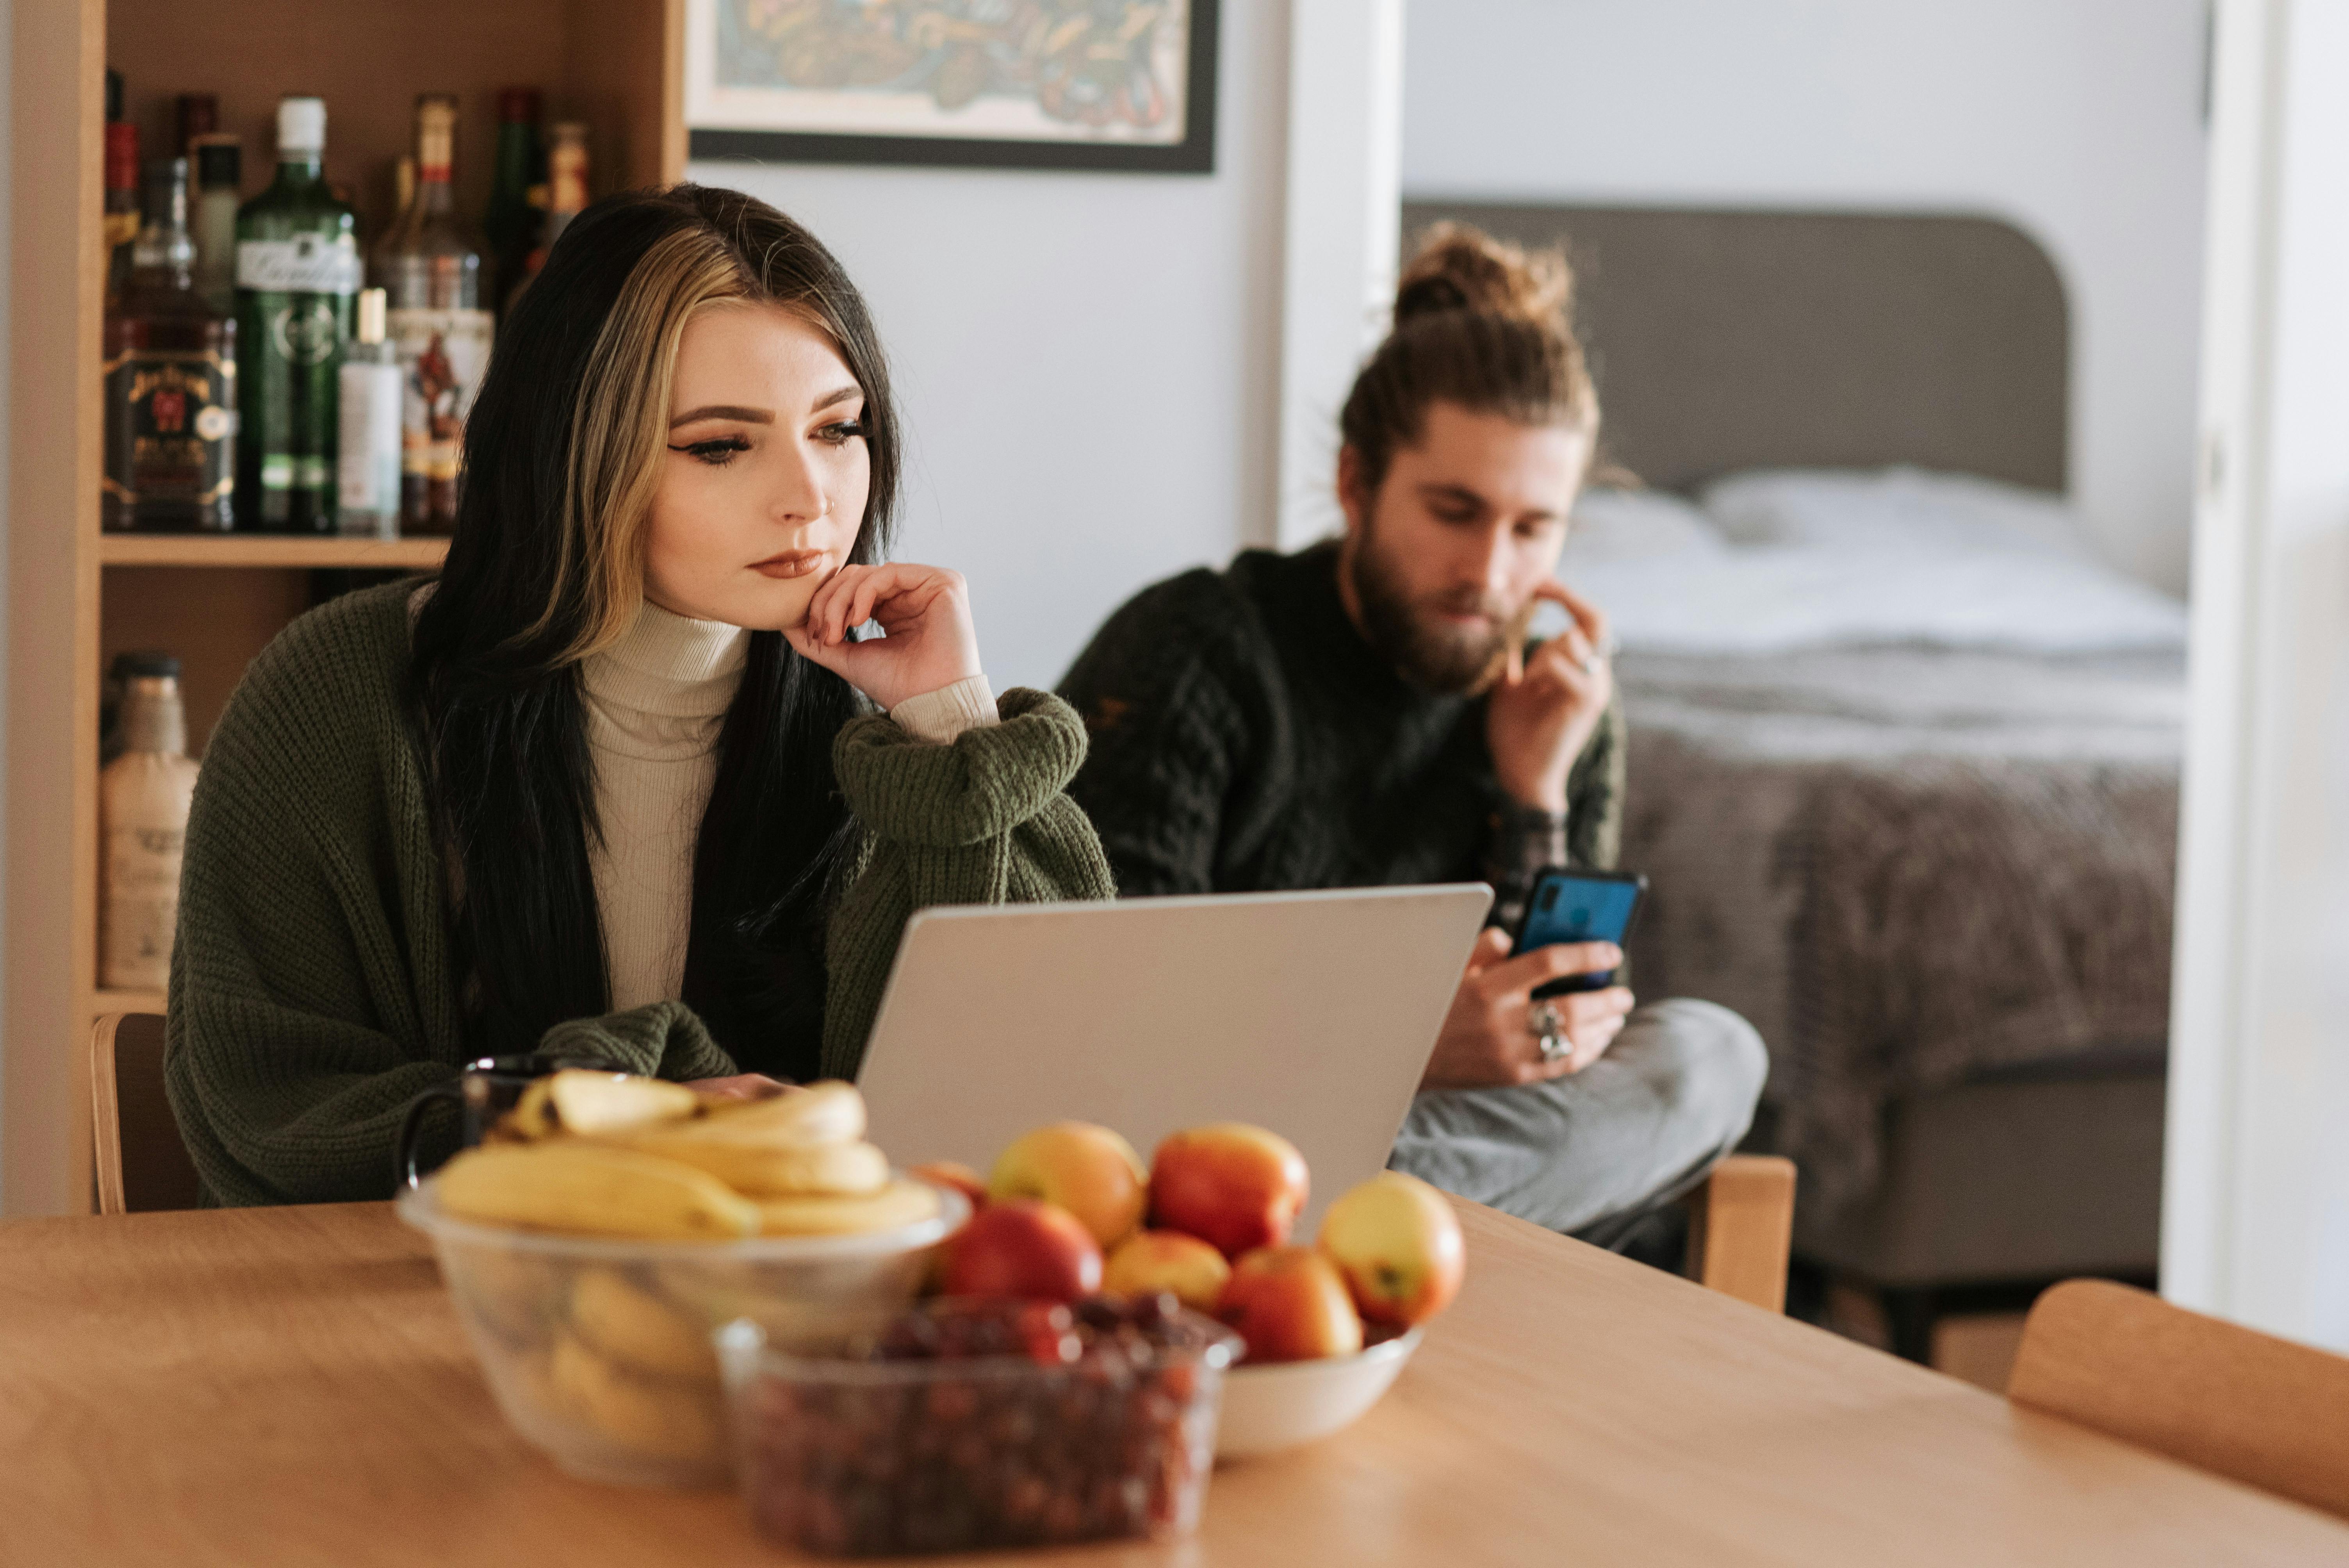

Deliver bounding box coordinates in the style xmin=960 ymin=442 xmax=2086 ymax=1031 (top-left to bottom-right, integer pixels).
xmin=165 ymin=185 xmax=1112 ymax=1206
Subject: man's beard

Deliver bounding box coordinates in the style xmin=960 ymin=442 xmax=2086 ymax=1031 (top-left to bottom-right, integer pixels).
xmin=1348 ymin=529 xmax=1533 ymax=695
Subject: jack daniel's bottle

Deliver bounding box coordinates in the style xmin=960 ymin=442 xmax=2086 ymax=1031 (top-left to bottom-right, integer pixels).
xmin=103 ymin=157 xmax=237 ymax=532
xmin=235 ymin=96 xmax=359 ymax=531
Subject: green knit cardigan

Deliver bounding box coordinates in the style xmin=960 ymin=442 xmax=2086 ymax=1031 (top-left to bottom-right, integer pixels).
xmin=163 ymin=581 xmax=1114 ymax=1206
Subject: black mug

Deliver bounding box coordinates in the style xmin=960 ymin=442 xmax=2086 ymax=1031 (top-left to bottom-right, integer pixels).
xmin=396 ymin=1052 xmax=622 ymax=1189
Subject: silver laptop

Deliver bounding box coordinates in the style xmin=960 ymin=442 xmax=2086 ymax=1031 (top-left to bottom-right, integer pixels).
xmin=856 ymin=886 xmax=1492 ymax=1230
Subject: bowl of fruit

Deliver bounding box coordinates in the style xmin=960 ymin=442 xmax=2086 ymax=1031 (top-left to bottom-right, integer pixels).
xmin=399 ymin=1071 xmax=966 ymax=1490
xmin=916 ymin=1118 xmax=1467 ymax=1465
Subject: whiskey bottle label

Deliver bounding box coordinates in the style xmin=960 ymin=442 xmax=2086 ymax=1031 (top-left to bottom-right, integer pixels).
xmin=386 ymin=308 xmax=494 ymax=483
xmin=102 ymin=348 xmax=237 ymax=515
xmin=236 ymin=235 xmax=364 ymax=294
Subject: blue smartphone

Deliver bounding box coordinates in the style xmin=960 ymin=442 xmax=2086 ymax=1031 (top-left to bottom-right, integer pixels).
xmin=1510 ymin=868 xmax=1647 ymax=998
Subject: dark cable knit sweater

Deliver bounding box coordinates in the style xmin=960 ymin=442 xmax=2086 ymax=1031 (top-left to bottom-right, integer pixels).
xmin=1059 ymin=543 xmax=1624 ymax=918
xmin=164 ymin=581 xmax=1113 ymax=1206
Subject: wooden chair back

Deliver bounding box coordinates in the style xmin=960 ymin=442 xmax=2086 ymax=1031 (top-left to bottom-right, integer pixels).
xmin=89 ymin=1011 xmax=202 ymax=1214
xmin=1688 ymin=1153 xmax=1797 ymax=1311
xmin=2009 ymin=1278 xmax=2349 ymax=1521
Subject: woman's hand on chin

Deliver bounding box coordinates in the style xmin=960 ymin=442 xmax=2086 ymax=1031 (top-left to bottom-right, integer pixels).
xmin=782 ymin=562 xmax=984 ymax=713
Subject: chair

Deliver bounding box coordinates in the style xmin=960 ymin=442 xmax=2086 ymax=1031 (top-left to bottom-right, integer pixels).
xmin=1688 ymin=1153 xmax=1797 ymax=1311
xmin=2008 ymin=1278 xmax=2349 ymax=1521
xmin=89 ymin=1011 xmax=203 ymax=1214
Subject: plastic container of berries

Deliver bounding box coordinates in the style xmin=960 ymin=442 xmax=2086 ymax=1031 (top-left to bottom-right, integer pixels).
xmin=717 ymin=1295 xmax=1243 ymax=1557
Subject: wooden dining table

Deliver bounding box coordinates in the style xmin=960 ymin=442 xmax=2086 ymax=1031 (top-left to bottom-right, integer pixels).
xmin=3 ymin=1196 xmax=2344 ymax=1567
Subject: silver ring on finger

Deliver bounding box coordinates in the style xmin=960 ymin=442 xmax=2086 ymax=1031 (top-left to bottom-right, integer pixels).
xmin=1528 ymin=999 xmax=1571 ymax=1063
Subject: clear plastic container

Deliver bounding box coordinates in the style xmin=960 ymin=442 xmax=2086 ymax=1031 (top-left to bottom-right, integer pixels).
xmin=719 ymin=1301 xmax=1241 ymax=1556
xmin=397 ymin=1179 xmax=966 ymax=1490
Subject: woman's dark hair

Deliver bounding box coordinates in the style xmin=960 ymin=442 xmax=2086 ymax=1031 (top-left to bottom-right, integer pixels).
xmin=410 ymin=184 xmax=899 ymax=1074
xmin=1338 ymin=222 xmax=1599 ymax=501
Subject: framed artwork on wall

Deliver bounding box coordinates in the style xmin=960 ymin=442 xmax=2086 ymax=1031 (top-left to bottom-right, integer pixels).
xmin=684 ymin=1 xmax=1220 ymax=175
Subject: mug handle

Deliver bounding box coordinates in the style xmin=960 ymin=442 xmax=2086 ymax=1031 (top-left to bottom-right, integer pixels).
xmin=396 ymin=1079 xmax=467 ymax=1191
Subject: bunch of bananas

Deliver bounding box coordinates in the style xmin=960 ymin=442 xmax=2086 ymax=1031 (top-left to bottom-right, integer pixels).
xmin=435 ymin=1072 xmax=941 ymax=1240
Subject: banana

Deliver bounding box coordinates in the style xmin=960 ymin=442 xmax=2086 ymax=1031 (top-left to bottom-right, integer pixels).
xmin=691 ymin=1080 xmax=866 ymax=1147
xmin=569 ymin=1267 xmax=718 ymax=1383
xmin=594 ymin=1131 xmax=890 ymax=1198
xmin=754 ymin=1178 xmax=942 ymax=1237
xmin=435 ymin=1143 xmax=759 ymax=1241
xmin=548 ymin=1330 xmax=726 ymax=1468
xmin=509 ymin=1070 xmax=702 ymax=1140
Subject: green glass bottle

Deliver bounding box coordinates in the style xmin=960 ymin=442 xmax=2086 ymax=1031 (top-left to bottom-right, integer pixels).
xmin=483 ymin=87 xmax=543 ymax=314
xmin=234 ymin=96 xmax=360 ymax=532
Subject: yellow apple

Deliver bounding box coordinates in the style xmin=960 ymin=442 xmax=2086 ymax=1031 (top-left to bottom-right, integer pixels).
xmin=1317 ymin=1171 xmax=1465 ymax=1327
xmin=987 ymin=1122 xmax=1148 ymax=1249
xmin=1102 ymin=1229 xmax=1232 ymax=1313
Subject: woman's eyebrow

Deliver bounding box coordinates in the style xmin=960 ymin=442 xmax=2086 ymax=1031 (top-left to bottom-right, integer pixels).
xmin=669 ymin=404 xmax=775 ymax=428
xmin=810 ymin=385 xmax=863 ymax=413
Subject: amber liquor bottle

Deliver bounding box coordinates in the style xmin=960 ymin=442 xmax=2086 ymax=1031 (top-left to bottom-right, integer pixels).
xmin=103 ymin=157 xmax=237 ymax=532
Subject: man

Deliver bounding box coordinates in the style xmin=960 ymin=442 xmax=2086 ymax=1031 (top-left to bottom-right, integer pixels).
xmin=1059 ymin=235 xmax=1764 ymax=1245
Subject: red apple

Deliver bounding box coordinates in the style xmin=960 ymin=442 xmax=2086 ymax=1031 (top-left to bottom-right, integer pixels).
xmin=1102 ymin=1229 xmax=1232 ymax=1313
xmin=941 ymin=1199 xmax=1102 ymax=1303
xmin=1317 ymin=1171 xmax=1465 ymax=1327
xmin=1148 ymin=1123 xmax=1310 ymax=1258
xmin=908 ymin=1160 xmax=989 ymax=1216
xmin=987 ymin=1122 xmax=1148 ymax=1249
xmin=1215 ymin=1245 xmax=1363 ymax=1363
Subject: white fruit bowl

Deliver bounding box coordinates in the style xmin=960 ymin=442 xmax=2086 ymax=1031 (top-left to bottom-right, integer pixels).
xmin=1214 ymin=1327 xmax=1424 ymax=1459
xmin=399 ymin=1177 xmax=966 ymax=1491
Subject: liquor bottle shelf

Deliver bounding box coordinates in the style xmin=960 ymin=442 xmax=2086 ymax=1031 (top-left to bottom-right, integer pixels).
xmin=100 ymin=535 xmax=449 ymax=570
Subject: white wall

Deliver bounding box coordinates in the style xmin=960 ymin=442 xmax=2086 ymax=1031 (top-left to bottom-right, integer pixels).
xmin=689 ymin=1 xmax=1291 ymax=691
xmin=1399 ymin=0 xmax=2210 ymax=595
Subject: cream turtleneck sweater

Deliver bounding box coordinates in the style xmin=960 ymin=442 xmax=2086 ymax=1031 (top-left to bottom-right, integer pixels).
xmin=579 ymin=601 xmax=997 ymax=1011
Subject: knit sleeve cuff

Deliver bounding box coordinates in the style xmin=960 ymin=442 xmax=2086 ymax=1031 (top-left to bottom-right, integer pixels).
xmin=832 ymin=687 xmax=1089 ymax=849
xmin=889 ymin=674 xmax=999 ymax=744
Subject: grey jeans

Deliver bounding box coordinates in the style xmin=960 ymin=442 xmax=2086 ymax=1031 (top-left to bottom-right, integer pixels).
xmin=1390 ymin=997 xmax=1768 ymax=1247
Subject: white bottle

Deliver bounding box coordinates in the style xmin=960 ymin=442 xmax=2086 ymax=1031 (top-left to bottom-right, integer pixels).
xmin=100 ymin=656 xmax=201 ymax=993
xmin=338 ymin=287 xmax=404 ymax=538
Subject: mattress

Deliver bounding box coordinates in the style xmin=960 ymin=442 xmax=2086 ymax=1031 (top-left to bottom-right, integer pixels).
xmin=1561 ymin=470 xmax=2187 ymax=1222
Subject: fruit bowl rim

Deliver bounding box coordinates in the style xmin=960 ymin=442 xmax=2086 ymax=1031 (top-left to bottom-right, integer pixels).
xmin=396 ymin=1173 xmax=970 ymax=1262
xmin=1224 ymin=1324 xmax=1425 ymax=1382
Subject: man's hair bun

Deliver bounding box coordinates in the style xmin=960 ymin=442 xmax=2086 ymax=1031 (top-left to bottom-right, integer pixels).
xmin=1392 ymin=222 xmax=1572 ymax=335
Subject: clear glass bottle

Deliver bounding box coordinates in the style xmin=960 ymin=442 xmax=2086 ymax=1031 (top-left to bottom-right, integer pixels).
xmin=191 ymin=137 xmax=242 ymax=315
xmin=337 ymin=288 xmax=403 ymax=539
xmin=100 ymin=653 xmax=201 ymax=992
xmin=372 ymin=94 xmax=494 ymax=535
xmin=235 ymin=96 xmax=361 ymax=533
xmin=104 ymin=157 xmax=238 ymax=533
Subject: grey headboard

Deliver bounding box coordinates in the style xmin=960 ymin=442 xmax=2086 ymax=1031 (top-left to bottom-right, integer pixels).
xmin=1399 ymin=203 xmax=2069 ymax=494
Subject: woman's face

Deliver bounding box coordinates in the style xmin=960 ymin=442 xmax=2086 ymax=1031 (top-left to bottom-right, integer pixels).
xmin=643 ymin=301 xmax=869 ymax=630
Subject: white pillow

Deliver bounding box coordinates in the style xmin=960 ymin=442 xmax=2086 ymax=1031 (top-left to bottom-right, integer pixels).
xmin=1697 ymin=467 xmax=2091 ymax=559
xmin=1562 ymin=486 xmax=1727 ymax=563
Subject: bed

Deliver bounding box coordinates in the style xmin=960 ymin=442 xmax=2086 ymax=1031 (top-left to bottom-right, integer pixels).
xmin=1403 ymin=202 xmax=2180 ymax=1333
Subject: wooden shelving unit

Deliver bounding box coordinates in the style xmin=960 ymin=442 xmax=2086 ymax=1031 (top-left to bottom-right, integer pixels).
xmin=99 ymin=535 xmax=451 ymax=570
xmin=5 ymin=0 xmax=686 ymax=1215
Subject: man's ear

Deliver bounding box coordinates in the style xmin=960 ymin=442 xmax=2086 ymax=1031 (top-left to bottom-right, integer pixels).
xmin=1335 ymin=445 xmax=1370 ymax=538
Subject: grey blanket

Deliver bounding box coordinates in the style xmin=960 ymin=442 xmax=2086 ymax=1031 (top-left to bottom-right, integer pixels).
xmin=1614 ymin=646 xmax=2181 ymax=1221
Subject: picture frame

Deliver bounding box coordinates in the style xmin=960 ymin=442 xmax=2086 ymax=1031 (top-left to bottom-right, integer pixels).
xmin=684 ymin=1 xmax=1221 ymax=176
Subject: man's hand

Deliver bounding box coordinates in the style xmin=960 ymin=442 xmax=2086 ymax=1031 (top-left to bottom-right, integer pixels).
xmin=1420 ymin=928 xmax=1634 ymax=1090
xmin=689 ymin=1073 xmax=790 ymax=1102
xmin=782 ymin=562 xmax=985 ymax=713
xmin=1486 ymin=581 xmax=1614 ymax=813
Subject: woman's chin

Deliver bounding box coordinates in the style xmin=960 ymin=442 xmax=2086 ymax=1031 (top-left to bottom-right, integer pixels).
xmin=729 ymin=575 xmax=830 ymax=633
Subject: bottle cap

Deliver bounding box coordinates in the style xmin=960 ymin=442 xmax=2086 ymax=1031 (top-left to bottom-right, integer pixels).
xmin=278 ymin=96 xmax=327 ymax=155
xmin=194 ymin=137 xmax=242 ymax=191
xmin=105 ymin=123 xmax=141 ymax=192
xmin=117 ymin=650 xmax=182 ymax=679
xmin=499 ymin=86 xmax=542 ymax=122
xmin=355 ymin=287 xmax=388 ymax=345
xmin=176 ymin=93 xmax=218 ymax=153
